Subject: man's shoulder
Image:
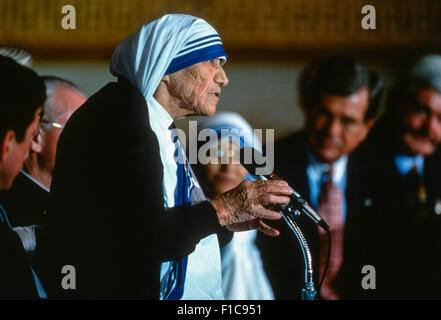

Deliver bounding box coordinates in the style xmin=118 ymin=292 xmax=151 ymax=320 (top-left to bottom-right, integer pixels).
xmin=272 ymin=130 xmax=308 ymax=165
xmin=347 ymin=146 xmax=367 ymax=168
xmin=8 ymin=172 xmax=46 ymax=197
xmin=0 ymin=172 xmax=47 ymax=227
xmin=267 ymin=130 xmax=309 ymax=185
xmin=0 ymin=220 xmax=39 ymax=299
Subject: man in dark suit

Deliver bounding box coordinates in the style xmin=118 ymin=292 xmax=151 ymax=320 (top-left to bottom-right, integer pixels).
xmin=44 ymin=14 xmax=292 ymax=299
xmin=361 ymin=55 xmax=441 ymax=299
xmin=0 ymin=55 xmax=46 ymax=298
xmin=0 ymin=76 xmax=85 ymax=298
xmin=257 ymin=56 xmax=383 ymax=299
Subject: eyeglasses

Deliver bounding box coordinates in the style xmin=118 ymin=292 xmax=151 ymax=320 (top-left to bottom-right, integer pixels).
xmin=40 ymin=120 xmax=65 ymax=129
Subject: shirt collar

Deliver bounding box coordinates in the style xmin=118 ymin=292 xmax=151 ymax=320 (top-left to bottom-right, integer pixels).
xmin=394 ymin=154 xmax=424 ymax=176
xmin=307 ymin=151 xmax=348 ymax=184
xmin=20 ymin=170 xmax=49 ymax=193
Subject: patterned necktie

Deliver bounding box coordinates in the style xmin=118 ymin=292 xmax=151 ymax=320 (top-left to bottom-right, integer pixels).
xmin=317 ymin=166 xmax=344 ymax=300
xmin=163 ymin=124 xmax=193 ymax=300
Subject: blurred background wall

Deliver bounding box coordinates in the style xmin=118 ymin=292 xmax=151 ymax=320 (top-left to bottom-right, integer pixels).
xmin=1 ymin=0 xmax=440 ymax=140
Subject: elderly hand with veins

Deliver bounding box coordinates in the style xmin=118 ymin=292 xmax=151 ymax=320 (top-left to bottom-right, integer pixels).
xmin=210 ymin=179 xmax=292 ymax=237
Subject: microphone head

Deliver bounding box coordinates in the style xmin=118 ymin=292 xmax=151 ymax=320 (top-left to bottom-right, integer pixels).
xmin=239 ymin=146 xmax=273 ymax=177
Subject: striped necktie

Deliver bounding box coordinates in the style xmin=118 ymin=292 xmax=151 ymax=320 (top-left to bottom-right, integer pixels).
xmin=317 ymin=166 xmax=344 ymax=300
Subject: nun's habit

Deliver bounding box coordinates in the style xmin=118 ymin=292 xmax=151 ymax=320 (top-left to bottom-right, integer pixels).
xmin=46 ymin=14 xmax=230 ymax=299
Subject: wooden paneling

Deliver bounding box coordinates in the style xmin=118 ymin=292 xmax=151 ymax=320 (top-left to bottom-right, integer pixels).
xmin=0 ymin=0 xmax=440 ymax=58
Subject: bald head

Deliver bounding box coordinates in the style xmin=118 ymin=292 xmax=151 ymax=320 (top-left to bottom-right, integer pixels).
xmin=41 ymin=76 xmax=85 ymax=125
xmin=25 ymin=76 xmax=86 ymax=189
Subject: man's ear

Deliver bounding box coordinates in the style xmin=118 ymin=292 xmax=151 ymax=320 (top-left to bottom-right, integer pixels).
xmin=0 ymin=130 xmax=16 ymax=163
xmin=365 ymin=118 xmax=375 ymax=133
xmin=30 ymin=128 xmax=43 ymax=154
xmin=360 ymin=118 xmax=375 ymax=141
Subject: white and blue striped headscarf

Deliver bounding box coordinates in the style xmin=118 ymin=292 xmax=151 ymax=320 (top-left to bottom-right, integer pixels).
xmin=110 ymin=13 xmax=227 ymax=104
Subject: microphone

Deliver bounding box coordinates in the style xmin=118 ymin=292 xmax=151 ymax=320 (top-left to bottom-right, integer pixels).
xmin=239 ymin=146 xmax=329 ymax=231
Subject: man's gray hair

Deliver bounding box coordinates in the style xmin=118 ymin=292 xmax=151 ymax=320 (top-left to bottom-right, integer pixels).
xmin=0 ymin=46 xmax=33 ymax=68
xmin=386 ymin=55 xmax=441 ymax=118
xmin=410 ymin=55 xmax=441 ymax=93
xmin=41 ymin=76 xmax=85 ymax=123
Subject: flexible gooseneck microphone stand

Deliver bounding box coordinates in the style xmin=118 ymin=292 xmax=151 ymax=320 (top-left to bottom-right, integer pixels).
xmin=279 ymin=206 xmax=317 ymax=300
xmin=252 ymin=174 xmax=318 ymax=300
xmin=238 ymin=147 xmax=329 ymax=300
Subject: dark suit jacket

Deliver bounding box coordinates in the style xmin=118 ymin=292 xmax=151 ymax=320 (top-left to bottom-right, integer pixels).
xmin=0 ymin=218 xmax=37 ymax=299
xmin=359 ymin=117 xmax=441 ymax=299
xmin=256 ymin=130 xmax=375 ymax=299
xmin=0 ymin=172 xmax=48 ymax=298
xmin=0 ymin=172 xmax=48 ymax=273
xmin=44 ymin=77 xmax=228 ymax=299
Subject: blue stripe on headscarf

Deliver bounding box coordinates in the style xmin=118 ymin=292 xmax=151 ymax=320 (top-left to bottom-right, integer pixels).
xmin=165 ymin=44 xmax=227 ymax=75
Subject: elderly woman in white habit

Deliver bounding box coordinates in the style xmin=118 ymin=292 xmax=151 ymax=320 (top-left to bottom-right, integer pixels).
xmin=46 ymin=14 xmax=292 ymax=299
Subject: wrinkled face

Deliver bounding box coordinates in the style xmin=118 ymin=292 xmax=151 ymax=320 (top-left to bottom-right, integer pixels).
xmin=40 ymin=87 xmax=86 ymax=173
xmin=168 ymin=59 xmax=229 ymax=118
xmin=305 ymin=88 xmax=373 ymax=163
xmin=204 ymin=140 xmax=248 ymax=196
xmin=402 ymin=87 xmax=441 ymax=156
xmin=0 ymin=107 xmax=42 ymax=190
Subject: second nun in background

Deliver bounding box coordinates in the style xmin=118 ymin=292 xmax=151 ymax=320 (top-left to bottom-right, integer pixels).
xmin=194 ymin=111 xmax=275 ymax=300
